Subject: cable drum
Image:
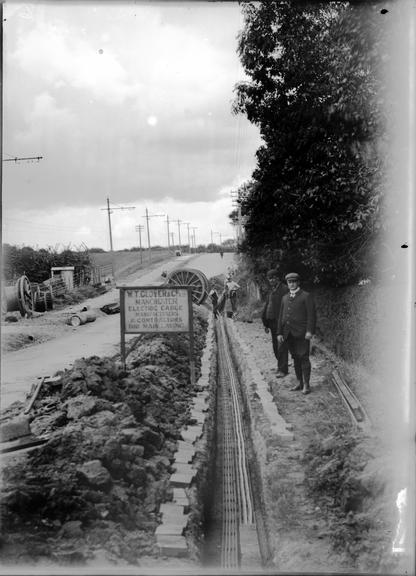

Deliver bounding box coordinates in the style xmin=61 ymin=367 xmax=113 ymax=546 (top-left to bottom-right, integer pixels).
xmin=34 ymin=291 xmax=54 ymax=312
xmin=164 ymin=268 xmax=209 ymax=305
xmin=3 ymin=276 xmax=34 ymax=316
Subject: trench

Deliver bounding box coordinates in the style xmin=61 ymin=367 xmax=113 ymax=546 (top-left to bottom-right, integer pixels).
xmin=201 ymin=316 xmax=271 ymax=569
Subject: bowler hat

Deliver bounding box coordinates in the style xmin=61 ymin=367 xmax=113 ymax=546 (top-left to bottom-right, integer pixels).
xmin=285 ymin=272 xmax=300 ymax=281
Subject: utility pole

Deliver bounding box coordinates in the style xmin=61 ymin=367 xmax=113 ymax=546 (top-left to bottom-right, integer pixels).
xmin=101 ymin=197 xmax=135 ymax=252
xmin=191 ymin=227 xmax=198 ymax=254
xmin=210 ymin=229 xmax=214 ymax=247
xmin=143 ymin=208 xmax=164 ymax=263
xmin=171 ymin=219 xmax=182 ymax=253
xmin=166 ymin=215 xmax=171 ymax=252
xmin=183 ymin=222 xmax=191 ymax=254
xmin=135 ymin=224 xmax=144 ymax=264
xmin=170 ymin=232 xmax=175 ymax=250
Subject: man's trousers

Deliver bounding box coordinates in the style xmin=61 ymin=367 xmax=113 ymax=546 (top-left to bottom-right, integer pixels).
xmin=270 ymin=327 xmax=289 ymax=374
xmin=286 ymin=333 xmax=311 ymax=385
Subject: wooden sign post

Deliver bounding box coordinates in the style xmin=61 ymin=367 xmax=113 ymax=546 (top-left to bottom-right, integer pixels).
xmin=118 ymin=285 xmax=195 ymax=385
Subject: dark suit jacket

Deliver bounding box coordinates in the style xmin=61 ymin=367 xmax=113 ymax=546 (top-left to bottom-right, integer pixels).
xmin=262 ymin=283 xmax=289 ymax=330
xmin=277 ymin=289 xmax=316 ymax=338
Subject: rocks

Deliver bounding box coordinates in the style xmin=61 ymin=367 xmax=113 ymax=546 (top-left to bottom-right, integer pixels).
xmin=59 ymin=520 xmax=84 ymax=538
xmin=77 ymin=460 xmax=112 ymax=491
xmin=65 ymin=395 xmax=113 ymax=420
xmin=0 ymin=310 xmax=209 ymax=566
xmin=120 ymin=428 xmax=144 ymax=443
xmin=0 ymin=416 xmax=31 ymax=442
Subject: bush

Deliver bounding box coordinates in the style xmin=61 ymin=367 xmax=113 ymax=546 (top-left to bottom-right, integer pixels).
xmin=2 ymin=244 xmax=92 ymax=284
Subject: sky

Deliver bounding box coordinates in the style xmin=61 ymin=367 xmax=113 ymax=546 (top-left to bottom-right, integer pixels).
xmin=2 ymin=0 xmax=261 ymax=250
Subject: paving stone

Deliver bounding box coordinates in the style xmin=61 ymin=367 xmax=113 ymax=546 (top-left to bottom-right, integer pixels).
xmin=160 ymin=502 xmax=186 ymax=517
xmin=190 ymin=410 xmax=205 ymax=423
xmin=158 ymin=515 xmax=188 ymax=529
xmin=192 ymin=399 xmax=208 ymax=411
xmin=173 ymin=488 xmax=189 ymax=510
xmin=181 ymin=425 xmax=203 ymax=442
xmin=174 ymin=448 xmax=195 ymax=464
xmin=156 ymin=524 xmax=185 ymax=536
xmin=172 ymin=462 xmax=194 ymax=475
xmin=176 ymin=440 xmax=194 ymax=452
xmin=197 ymin=377 xmax=209 ymax=389
xmin=173 ymin=487 xmax=187 ymax=501
xmin=170 ymin=471 xmax=195 ymax=487
xmin=157 ymin=535 xmax=188 ymax=557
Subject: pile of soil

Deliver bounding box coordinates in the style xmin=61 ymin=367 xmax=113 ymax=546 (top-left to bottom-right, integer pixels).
xmin=0 ymin=310 xmax=207 ymax=568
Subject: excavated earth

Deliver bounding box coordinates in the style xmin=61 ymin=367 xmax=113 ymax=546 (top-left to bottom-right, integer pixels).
xmin=0 ymin=311 xmax=207 ymax=569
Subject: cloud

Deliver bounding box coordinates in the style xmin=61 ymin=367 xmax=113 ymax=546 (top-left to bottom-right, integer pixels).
xmin=12 ymin=19 xmax=141 ymax=106
xmin=3 ymin=2 xmax=260 ymax=218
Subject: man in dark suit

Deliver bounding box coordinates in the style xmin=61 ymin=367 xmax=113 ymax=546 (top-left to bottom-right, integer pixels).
xmin=262 ymin=268 xmax=289 ymax=378
xmin=278 ymin=272 xmax=316 ymax=395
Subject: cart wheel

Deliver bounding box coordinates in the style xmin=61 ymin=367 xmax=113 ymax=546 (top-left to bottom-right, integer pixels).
xmin=16 ymin=275 xmax=33 ymax=316
xmin=165 ymin=268 xmax=209 ymax=305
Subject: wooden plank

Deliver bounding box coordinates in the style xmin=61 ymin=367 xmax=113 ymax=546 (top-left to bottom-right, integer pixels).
xmin=332 ymin=370 xmax=360 ymax=409
xmin=1 ymin=435 xmax=48 ymax=454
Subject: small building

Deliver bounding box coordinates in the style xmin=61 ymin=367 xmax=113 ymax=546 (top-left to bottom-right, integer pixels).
xmin=51 ymin=267 xmax=75 ymax=291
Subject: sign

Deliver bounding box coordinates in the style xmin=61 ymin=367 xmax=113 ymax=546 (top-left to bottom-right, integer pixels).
xmin=123 ymin=286 xmax=190 ymax=333
xmin=118 ymin=285 xmax=195 ymax=384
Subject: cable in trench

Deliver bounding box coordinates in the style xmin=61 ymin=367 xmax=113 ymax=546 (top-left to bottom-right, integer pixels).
xmin=216 ymin=316 xmax=256 ymax=568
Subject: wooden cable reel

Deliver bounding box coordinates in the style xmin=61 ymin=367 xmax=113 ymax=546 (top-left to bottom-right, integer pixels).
xmin=164 ymin=268 xmax=209 ymax=305
xmin=34 ymin=290 xmax=54 ymax=312
xmin=3 ymin=275 xmax=34 ymax=316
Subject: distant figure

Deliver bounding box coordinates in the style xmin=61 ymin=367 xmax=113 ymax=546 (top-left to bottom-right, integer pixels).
xmin=208 ymin=288 xmax=219 ymax=318
xmin=262 ymin=268 xmax=289 ymax=378
xmin=220 ymin=250 xmax=224 ymax=259
xmin=224 ymin=277 xmax=240 ymax=316
xmin=278 ymin=272 xmax=316 ymax=395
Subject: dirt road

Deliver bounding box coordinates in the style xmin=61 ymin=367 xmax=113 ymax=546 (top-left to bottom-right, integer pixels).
xmin=1 ymin=252 xmax=236 ymax=411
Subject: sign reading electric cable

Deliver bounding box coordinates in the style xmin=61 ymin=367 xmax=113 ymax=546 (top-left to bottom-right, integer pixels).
xmin=118 ymin=285 xmax=195 ymax=384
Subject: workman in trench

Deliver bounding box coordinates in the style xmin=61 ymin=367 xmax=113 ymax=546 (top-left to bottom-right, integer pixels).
xmin=224 ymin=277 xmax=240 ymax=318
xmin=277 ymin=272 xmax=316 ymax=395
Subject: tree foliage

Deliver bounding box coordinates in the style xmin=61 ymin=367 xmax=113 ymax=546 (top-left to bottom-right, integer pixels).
xmin=233 ymin=1 xmax=388 ymax=285
xmin=2 ymin=245 xmax=92 ymax=284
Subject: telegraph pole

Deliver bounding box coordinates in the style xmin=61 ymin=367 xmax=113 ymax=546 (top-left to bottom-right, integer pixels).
xmin=166 ymin=215 xmax=171 ymax=252
xmin=101 ymin=197 xmax=135 ymax=252
xmin=143 ymin=208 xmax=164 ymax=263
xmin=171 ymin=219 xmax=182 ymax=253
xmin=107 ymin=198 xmax=114 ymax=252
xmin=191 ymin=227 xmax=198 ymax=254
xmin=183 ymin=222 xmax=191 ymax=253
xmin=135 ymin=224 xmax=144 ymax=264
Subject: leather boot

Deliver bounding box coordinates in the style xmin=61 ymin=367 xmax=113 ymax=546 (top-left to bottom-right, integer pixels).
xmin=290 ymin=381 xmax=303 ymax=391
xmin=302 ymin=383 xmax=311 ymax=395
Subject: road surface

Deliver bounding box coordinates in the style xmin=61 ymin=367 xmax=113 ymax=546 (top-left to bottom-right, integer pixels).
xmin=1 ymin=252 xmax=236 ymax=410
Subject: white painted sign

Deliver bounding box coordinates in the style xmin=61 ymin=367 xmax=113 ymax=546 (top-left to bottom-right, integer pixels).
xmin=123 ymin=287 xmax=190 ymax=333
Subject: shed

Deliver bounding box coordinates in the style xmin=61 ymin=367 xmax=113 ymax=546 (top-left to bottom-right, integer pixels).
xmin=51 ymin=267 xmax=75 ymax=291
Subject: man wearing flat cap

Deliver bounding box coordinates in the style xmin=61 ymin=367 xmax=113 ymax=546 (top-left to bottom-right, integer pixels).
xmin=278 ymin=273 xmax=316 ymax=395
xmin=262 ymin=268 xmax=289 ymax=378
